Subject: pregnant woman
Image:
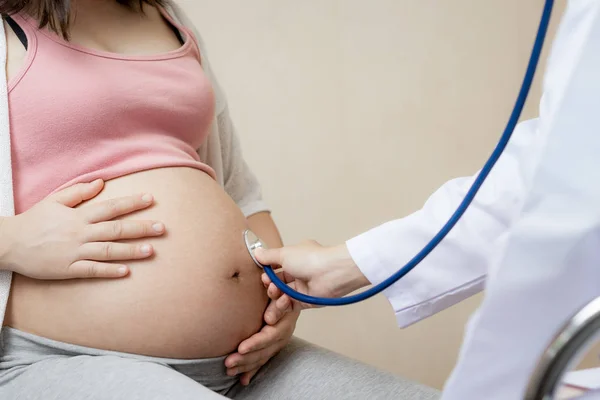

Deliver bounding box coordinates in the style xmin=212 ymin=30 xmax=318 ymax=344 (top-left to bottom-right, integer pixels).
xmin=0 ymin=1 xmax=439 ymax=399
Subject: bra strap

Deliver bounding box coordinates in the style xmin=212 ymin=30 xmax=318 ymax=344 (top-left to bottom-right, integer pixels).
xmin=4 ymin=15 xmax=27 ymax=50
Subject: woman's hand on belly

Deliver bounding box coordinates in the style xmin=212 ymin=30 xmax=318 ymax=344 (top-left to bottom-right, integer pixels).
xmin=0 ymin=179 xmax=165 ymax=279
xmin=225 ymin=307 xmax=299 ymax=385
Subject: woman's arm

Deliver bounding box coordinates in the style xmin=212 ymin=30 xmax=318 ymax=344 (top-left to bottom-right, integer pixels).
xmin=247 ymin=212 xmax=283 ymax=248
xmin=215 ymin=107 xmax=270 ymax=217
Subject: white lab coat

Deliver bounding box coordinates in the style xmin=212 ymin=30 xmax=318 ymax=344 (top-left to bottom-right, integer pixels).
xmin=347 ymin=0 xmax=600 ymax=398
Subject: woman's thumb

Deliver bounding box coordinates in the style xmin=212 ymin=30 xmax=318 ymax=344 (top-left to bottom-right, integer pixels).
xmin=51 ymin=179 xmax=104 ymax=207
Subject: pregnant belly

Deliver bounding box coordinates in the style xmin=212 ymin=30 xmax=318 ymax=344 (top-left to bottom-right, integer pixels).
xmin=5 ymin=168 xmax=269 ymax=358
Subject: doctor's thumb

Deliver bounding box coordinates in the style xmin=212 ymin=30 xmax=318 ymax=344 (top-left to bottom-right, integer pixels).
xmin=254 ymin=247 xmax=281 ymax=267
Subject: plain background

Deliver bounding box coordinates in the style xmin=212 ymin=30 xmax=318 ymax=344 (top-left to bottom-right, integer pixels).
xmin=180 ymin=0 xmax=569 ymax=390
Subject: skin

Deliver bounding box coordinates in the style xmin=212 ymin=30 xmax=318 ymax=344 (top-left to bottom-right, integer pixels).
xmin=231 ymin=212 xmax=300 ymax=386
xmin=0 ymin=180 xmax=165 ymax=278
xmin=255 ymin=241 xmax=371 ymax=318
xmin=2 ymin=0 xmax=299 ymax=385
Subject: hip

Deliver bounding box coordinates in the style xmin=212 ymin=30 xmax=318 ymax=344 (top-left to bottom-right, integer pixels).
xmin=0 ymin=327 xmax=239 ymax=396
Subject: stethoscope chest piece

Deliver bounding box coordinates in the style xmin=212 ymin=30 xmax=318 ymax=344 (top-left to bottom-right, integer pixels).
xmin=244 ymin=229 xmax=267 ymax=268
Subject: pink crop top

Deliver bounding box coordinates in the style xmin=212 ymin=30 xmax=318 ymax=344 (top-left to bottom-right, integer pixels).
xmin=7 ymin=10 xmax=216 ymax=214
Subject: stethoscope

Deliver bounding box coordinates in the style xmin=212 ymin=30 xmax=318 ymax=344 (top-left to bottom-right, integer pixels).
xmin=244 ymin=0 xmax=555 ymax=307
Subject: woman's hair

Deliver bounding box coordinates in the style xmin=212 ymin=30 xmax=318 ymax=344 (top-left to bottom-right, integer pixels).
xmin=0 ymin=0 xmax=166 ymax=38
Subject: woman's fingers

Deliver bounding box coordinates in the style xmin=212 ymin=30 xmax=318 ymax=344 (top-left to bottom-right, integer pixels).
xmin=264 ymin=295 xmax=291 ymax=325
xmin=228 ymin=360 xmax=265 ymax=376
xmin=261 ymin=273 xmax=271 ymax=288
xmin=85 ymin=220 xmax=165 ymax=242
xmin=233 ymin=348 xmax=272 ymax=368
xmin=239 ymin=324 xmax=281 ymax=354
xmin=50 ymin=179 xmax=104 ymax=207
xmin=83 ymin=194 xmax=154 ymax=223
xmin=67 ymin=260 xmax=129 ymax=279
xmin=77 ymin=242 xmax=154 ymax=261
xmin=265 ymin=269 xmax=290 ymax=298
xmin=262 ymin=271 xmax=290 ymax=288
xmin=276 ymin=294 xmax=292 ymax=313
xmin=267 ymin=282 xmax=283 ymax=300
xmin=239 ymin=369 xmax=260 ymax=386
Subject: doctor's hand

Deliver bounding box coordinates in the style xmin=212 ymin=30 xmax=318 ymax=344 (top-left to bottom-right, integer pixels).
xmin=255 ymin=241 xmax=370 ymax=315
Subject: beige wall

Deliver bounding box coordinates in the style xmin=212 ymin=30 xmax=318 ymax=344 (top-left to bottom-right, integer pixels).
xmin=180 ymin=0 xmax=566 ymax=390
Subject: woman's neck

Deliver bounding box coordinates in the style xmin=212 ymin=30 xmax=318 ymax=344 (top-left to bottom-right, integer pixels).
xmin=70 ymin=0 xmax=148 ymax=33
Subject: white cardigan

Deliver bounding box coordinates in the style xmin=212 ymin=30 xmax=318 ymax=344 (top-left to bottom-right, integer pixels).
xmin=0 ymin=2 xmax=269 ymax=332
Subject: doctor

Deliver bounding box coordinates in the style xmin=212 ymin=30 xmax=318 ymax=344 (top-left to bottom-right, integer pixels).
xmin=256 ymin=1 xmax=600 ymax=399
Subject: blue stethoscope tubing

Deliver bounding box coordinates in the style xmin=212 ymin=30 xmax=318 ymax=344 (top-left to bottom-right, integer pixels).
xmin=262 ymin=0 xmax=555 ymax=306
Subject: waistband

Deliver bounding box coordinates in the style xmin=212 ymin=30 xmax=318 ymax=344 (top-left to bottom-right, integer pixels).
xmin=0 ymin=327 xmax=235 ymax=388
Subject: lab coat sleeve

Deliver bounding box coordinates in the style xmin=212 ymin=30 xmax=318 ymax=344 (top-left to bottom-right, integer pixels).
xmin=346 ymin=117 xmax=540 ymax=328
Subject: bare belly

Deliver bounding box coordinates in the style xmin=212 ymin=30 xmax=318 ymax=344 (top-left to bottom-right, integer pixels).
xmin=4 ymin=168 xmax=269 ymax=359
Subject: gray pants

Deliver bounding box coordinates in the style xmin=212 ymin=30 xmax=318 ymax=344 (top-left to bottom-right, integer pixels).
xmin=0 ymin=328 xmax=440 ymax=400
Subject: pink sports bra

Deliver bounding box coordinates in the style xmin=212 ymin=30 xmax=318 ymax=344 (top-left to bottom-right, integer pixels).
xmin=6 ymin=10 xmax=216 ymax=214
